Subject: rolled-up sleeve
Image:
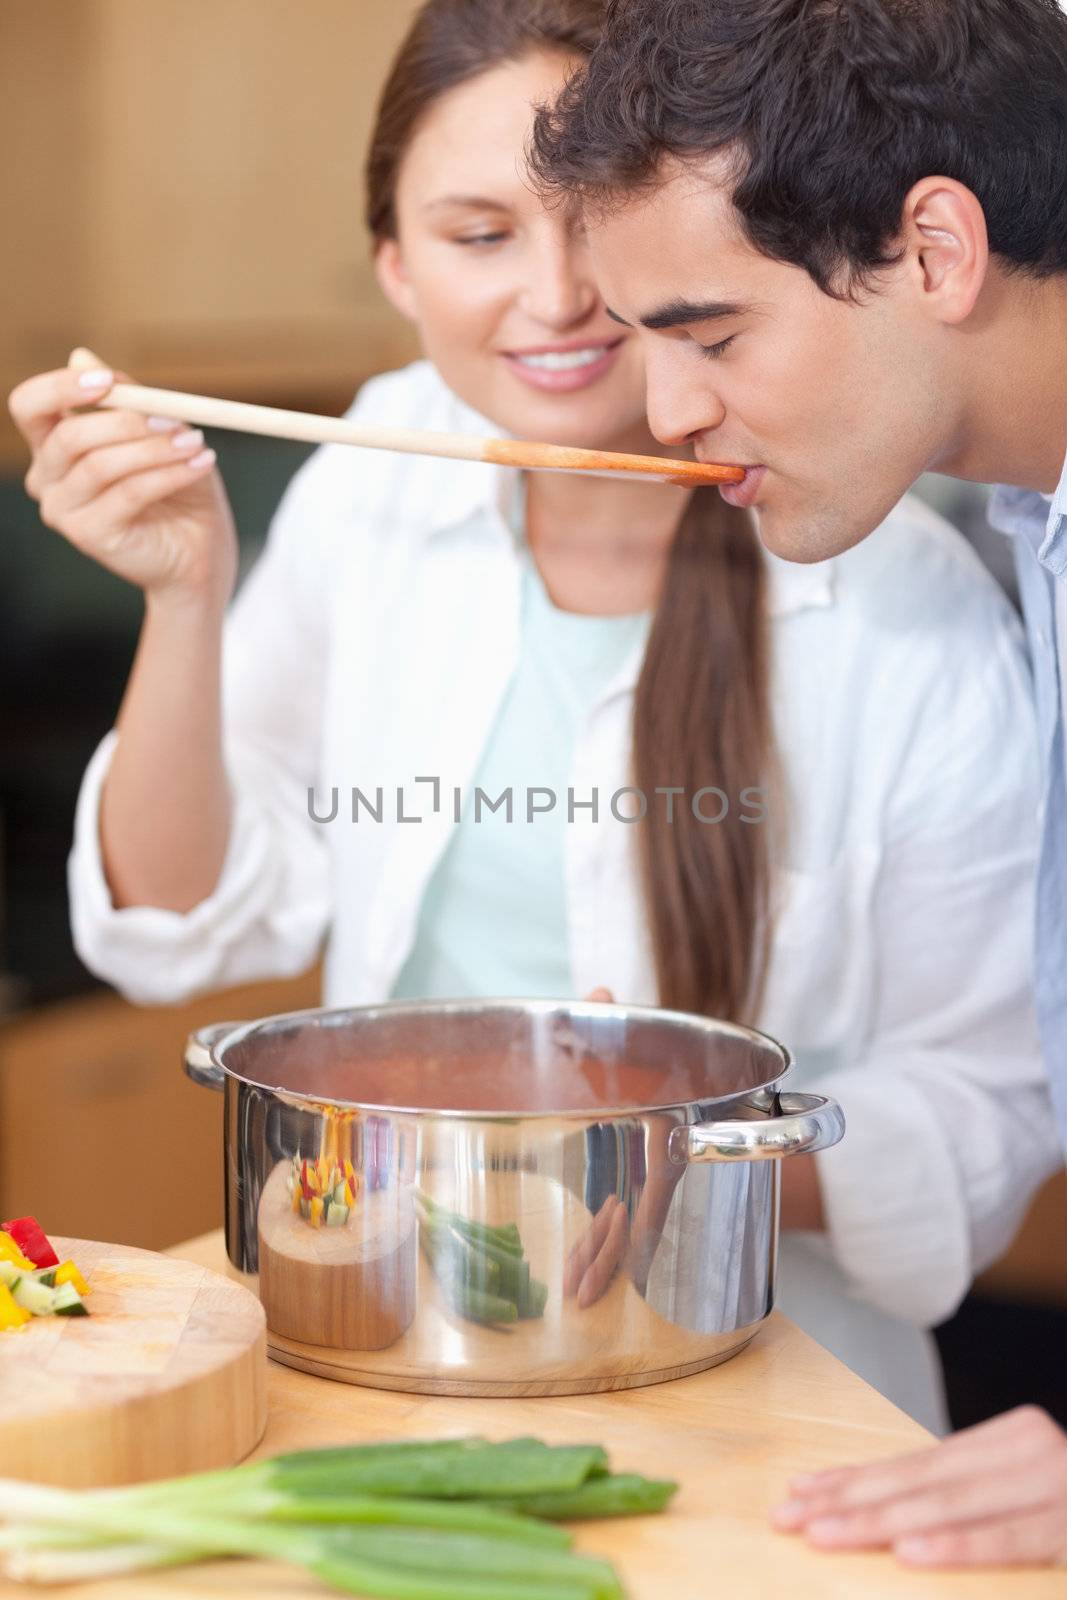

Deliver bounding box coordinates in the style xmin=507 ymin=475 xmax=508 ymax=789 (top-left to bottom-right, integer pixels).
xmin=66 ymin=426 xmax=350 ymax=1004
xmin=811 ymin=608 xmax=1063 ymax=1328
xmin=69 ymin=730 xmax=330 ymax=1004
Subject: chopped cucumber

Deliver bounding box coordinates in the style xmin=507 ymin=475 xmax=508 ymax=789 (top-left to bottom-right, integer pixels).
xmin=0 ymin=1260 xmax=21 ymax=1289
xmin=13 ymin=1277 xmax=56 ymax=1317
xmin=51 ymin=1282 xmax=89 ymax=1317
xmin=326 ymin=1203 xmax=349 ymax=1227
xmin=34 ymin=1267 xmax=57 ymax=1288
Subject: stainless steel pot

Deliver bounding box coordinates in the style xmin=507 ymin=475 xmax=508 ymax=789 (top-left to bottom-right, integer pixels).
xmin=184 ymin=999 xmax=843 ymax=1396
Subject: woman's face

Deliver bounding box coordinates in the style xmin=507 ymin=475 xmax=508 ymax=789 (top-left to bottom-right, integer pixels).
xmin=375 ymin=50 xmax=650 ymax=449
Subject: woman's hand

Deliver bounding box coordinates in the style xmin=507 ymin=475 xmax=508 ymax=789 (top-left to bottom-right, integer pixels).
xmin=9 ymin=350 xmax=238 ymax=610
xmin=772 ymin=1405 xmax=1067 ymax=1568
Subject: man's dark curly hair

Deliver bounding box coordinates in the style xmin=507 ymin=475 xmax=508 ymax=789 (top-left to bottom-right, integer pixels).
xmin=528 ymin=0 xmax=1067 ymax=297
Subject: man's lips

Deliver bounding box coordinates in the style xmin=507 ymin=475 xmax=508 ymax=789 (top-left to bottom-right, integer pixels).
xmin=717 ymin=465 xmax=767 ymax=509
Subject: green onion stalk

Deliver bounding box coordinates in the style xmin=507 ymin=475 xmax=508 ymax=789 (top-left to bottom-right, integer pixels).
xmin=0 ymin=1437 xmax=676 ymax=1595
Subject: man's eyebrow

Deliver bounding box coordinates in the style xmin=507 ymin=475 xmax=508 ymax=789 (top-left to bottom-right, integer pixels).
xmin=605 ymin=298 xmax=750 ymax=331
xmin=422 ymin=194 xmax=508 ymax=213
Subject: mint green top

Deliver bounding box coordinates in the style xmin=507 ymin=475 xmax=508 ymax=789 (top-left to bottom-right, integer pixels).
xmin=391 ymin=550 xmax=649 ymax=1000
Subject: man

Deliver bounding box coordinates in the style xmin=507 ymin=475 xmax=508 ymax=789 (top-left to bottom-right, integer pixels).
xmin=530 ymin=0 xmax=1067 ymax=1570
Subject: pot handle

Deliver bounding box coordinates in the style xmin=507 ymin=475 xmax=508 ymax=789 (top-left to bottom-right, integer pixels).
xmin=183 ymin=1021 xmax=243 ymax=1092
xmin=669 ymin=1091 xmax=845 ymax=1164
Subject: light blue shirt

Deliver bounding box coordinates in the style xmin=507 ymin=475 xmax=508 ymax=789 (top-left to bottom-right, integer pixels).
xmin=988 ymin=448 xmax=1067 ymax=1150
xmin=391 ymin=553 xmax=649 ymax=1000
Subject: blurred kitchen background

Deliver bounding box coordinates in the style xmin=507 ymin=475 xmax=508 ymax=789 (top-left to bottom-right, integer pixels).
xmin=0 ymin=1 xmax=1063 ymax=1428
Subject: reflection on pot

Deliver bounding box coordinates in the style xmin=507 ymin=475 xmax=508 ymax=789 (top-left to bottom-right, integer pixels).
xmin=416 ymin=1192 xmax=548 ymax=1327
xmin=186 ymin=1000 xmax=843 ymax=1394
xmin=257 ymin=1103 xmax=417 ymax=1351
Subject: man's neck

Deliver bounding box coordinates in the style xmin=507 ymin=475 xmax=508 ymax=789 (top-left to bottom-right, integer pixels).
xmin=942 ymin=270 xmax=1067 ymax=494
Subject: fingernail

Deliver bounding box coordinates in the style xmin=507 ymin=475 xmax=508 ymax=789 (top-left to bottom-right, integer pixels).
xmin=172 ymin=428 xmax=204 ymax=450
xmin=187 ymin=447 xmax=216 ymax=470
xmin=146 ymin=415 xmax=180 ymax=432
xmin=77 ymin=368 xmax=113 ymax=389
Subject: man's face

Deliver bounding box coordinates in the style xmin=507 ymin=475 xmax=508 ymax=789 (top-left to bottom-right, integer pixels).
xmin=587 ymin=159 xmax=959 ymax=562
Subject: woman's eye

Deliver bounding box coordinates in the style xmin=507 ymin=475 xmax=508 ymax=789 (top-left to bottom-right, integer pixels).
xmin=454 ymin=232 xmax=509 ymax=248
xmin=697 ymin=334 xmax=737 ymax=360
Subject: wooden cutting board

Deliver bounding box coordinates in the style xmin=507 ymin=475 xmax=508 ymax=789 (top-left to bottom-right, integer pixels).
xmin=0 ymin=1236 xmax=267 ymax=1488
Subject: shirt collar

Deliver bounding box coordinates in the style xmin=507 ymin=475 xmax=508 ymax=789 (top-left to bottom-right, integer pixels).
xmin=420 ymin=426 xmax=837 ymax=619
xmin=1052 ymin=446 xmax=1067 ymax=522
xmin=593 ymin=547 xmax=833 ymax=709
xmin=761 ymin=548 xmax=837 ymax=617
xmin=987 ymin=444 xmax=1067 ymax=564
xmin=418 ymin=392 xmax=523 ymax=545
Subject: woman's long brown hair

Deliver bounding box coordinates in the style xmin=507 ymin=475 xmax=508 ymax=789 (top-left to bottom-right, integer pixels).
xmin=366 ymin=0 xmax=777 ymax=1021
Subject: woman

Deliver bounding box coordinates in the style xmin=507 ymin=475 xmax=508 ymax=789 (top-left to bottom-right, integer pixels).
xmin=10 ymin=0 xmax=1060 ymax=1430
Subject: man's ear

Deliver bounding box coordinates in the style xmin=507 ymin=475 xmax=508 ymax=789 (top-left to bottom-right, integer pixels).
xmin=374 ymin=237 xmax=419 ymax=322
xmin=900 ymin=177 xmax=989 ymax=324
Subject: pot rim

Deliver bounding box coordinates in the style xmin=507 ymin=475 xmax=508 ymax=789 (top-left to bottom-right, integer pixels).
xmin=200 ymin=996 xmax=795 ymax=1120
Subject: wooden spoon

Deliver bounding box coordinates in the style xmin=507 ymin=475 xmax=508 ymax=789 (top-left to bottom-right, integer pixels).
xmin=95 ymin=380 xmax=744 ymax=488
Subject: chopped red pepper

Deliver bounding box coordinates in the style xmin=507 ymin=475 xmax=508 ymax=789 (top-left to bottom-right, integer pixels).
xmin=2 ymin=1216 xmax=60 ymax=1269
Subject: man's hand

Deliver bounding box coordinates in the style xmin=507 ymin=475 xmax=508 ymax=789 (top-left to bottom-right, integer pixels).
xmin=771 ymin=1406 xmax=1067 ymax=1567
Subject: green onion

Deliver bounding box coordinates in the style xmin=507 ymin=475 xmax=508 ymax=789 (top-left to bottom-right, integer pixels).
xmin=416 ymin=1195 xmax=524 ymax=1256
xmin=267 ymin=1437 xmax=609 ymax=1498
xmin=495 ymin=1474 xmax=679 ymax=1519
xmin=0 ymin=1437 xmax=669 ymax=1595
xmin=416 ymin=1197 xmax=549 ymax=1326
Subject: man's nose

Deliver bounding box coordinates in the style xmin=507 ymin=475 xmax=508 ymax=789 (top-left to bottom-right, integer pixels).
xmin=643 ymin=343 xmax=727 ymax=447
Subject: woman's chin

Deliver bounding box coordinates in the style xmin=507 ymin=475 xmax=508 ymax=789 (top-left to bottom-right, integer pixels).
xmin=490 ymin=380 xmax=647 ymax=452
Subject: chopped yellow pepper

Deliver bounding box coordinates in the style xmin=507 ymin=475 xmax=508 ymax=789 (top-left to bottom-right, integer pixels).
xmin=309 ymin=1196 xmax=325 ymax=1228
xmin=0 ymin=1234 xmax=35 ymax=1272
xmin=54 ymin=1261 xmax=91 ymax=1297
xmin=0 ymin=1280 xmax=30 ymax=1331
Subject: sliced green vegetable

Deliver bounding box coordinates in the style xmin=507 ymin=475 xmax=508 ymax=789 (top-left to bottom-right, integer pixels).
xmin=261 ymin=1492 xmax=569 ymax=1545
xmin=308 ymin=1526 xmax=623 ymax=1598
xmin=516 ymin=1276 xmax=549 ymax=1319
xmin=0 ymin=1436 xmax=661 ymax=1597
xmin=495 ymin=1473 xmax=679 ymax=1519
xmin=51 ymin=1282 xmax=88 ymax=1317
xmin=418 ymin=1198 xmax=548 ymax=1325
xmin=12 ymin=1277 xmax=55 ymax=1317
xmin=445 ymin=1284 xmax=519 ymax=1324
xmin=269 ymin=1438 xmax=609 ymax=1500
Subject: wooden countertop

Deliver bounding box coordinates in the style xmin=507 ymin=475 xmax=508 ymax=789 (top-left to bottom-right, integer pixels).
xmin=1 ymin=1229 xmax=1060 ymax=1600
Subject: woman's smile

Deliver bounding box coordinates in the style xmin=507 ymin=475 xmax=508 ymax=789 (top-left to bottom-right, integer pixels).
xmin=500 ymin=335 xmax=627 ymax=394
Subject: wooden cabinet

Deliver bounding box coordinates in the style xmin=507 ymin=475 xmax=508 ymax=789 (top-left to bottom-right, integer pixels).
xmin=975 ymin=1169 xmax=1067 ymax=1308
xmin=0 ymin=968 xmax=321 ymax=1249
xmin=0 ymin=0 xmax=421 ymax=468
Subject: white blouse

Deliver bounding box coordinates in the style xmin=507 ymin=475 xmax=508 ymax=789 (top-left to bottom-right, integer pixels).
xmin=69 ymin=360 xmax=1063 ymax=1427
